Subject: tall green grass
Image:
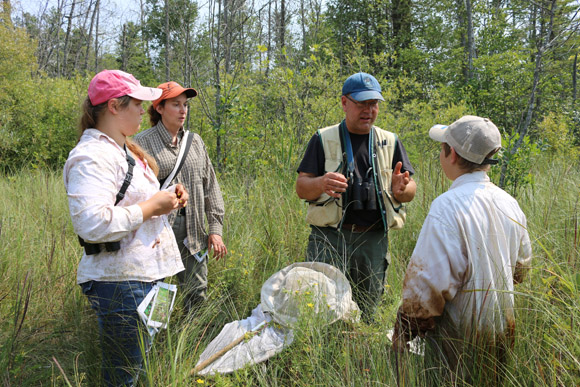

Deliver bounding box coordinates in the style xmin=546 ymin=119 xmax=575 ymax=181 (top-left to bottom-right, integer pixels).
xmin=0 ymin=153 xmax=578 ymax=386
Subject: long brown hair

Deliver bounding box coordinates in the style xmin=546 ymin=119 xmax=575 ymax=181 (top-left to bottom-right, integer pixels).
xmin=78 ymin=95 xmax=159 ymax=176
xmin=147 ymin=101 xmax=165 ymax=126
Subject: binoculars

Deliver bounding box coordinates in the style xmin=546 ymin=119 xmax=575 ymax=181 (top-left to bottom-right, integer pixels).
xmin=78 ymin=236 xmax=121 ymax=255
xmin=348 ymin=168 xmax=377 ymax=211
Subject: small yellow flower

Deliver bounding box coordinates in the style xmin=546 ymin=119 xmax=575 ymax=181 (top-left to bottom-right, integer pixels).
xmin=307 ymin=303 xmax=314 ymax=308
xmin=196 ymin=379 xmax=205 ymax=384
xmin=305 ymin=291 xmax=311 ymax=295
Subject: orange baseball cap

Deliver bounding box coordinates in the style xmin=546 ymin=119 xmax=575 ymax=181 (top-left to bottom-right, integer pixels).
xmin=152 ymin=81 xmax=198 ymax=109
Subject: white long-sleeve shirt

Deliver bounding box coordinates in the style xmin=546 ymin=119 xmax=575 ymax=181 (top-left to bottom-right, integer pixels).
xmin=401 ymin=171 xmax=532 ymax=339
xmin=63 ymin=129 xmax=184 ymax=284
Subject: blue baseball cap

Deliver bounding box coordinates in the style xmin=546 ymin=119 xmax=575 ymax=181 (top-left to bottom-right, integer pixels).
xmin=342 ymin=72 xmax=385 ymax=101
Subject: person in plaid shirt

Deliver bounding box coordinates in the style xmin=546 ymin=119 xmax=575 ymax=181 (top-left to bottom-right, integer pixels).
xmin=134 ymin=81 xmax=227 ymax=314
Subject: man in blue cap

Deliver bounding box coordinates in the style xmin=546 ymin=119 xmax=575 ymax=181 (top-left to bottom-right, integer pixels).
xmin=295 ymin=72 xmax=416 ymax=322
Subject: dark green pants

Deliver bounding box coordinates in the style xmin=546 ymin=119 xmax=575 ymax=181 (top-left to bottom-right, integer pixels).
xmin=172 ymin=214 xmax=208 ymax=313
xmin=306 ymin=226 xmax=389 ymax=321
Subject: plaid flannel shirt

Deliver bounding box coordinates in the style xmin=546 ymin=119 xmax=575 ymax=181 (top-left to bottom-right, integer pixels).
xmin=134 ymin=121 xmax=225 ymax=254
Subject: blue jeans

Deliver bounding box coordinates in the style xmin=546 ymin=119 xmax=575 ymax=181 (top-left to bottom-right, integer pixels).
xmin=80 ymin=280 xmax=155 ymax=387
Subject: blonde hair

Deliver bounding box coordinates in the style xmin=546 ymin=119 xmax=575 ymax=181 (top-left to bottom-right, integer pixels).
xmin=78 ymin=95 xmax=159 ymax=176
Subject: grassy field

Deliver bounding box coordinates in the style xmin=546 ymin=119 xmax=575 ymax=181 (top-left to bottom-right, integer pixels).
xmin=0 ymin=150 xmax=579 ymax=386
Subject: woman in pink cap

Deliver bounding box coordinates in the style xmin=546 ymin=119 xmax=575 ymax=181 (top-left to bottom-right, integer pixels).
xmin=63 ymin=70 xmax=188 ymax=386
xmin=135 ymin=81 xmax=227 ymax=316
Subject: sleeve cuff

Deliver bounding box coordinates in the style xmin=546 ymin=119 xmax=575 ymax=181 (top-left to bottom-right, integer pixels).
xmin=208 ymin=224 xmax=223 ymax=236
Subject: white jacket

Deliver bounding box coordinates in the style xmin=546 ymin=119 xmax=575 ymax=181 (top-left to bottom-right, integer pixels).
xmin=401 ymin=171 xmax=532 ymax=339
xmin=64 ymin=129 xmax=184 ymax=284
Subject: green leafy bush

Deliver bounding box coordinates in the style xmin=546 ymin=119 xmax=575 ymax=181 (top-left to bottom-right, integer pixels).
xmin=0 ymin=25 xmax=83 ymax=173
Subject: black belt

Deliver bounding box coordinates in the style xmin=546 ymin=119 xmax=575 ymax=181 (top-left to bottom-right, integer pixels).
xmin=177 ymin=207 xmax=186 ymax=216
xmin=341 ymin=223 xmax=382 ymax=233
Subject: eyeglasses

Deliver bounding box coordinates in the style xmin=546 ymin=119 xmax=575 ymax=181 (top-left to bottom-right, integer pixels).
xmin=345 ymin=95 xmax=380 ymax=109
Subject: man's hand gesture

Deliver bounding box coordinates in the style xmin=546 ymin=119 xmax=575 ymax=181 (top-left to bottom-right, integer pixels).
xmin=391 ymin=162 xmax=411 ymax=201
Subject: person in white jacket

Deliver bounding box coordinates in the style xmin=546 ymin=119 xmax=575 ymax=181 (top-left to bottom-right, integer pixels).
xmin=64 ymin=70 xmax=188 ymax=386
xmin=392 ymin=116 xmax=532 ymax=385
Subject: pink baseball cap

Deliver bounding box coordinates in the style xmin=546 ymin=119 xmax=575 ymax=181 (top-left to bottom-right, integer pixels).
xmin=88 ymin=70 xmax=162 ymax=106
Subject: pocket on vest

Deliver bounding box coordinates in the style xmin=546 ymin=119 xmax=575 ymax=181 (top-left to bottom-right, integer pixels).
xmin=306 ymin=195 xmax=341 ymax=227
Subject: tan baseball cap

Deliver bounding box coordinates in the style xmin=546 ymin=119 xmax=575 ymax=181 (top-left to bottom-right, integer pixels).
xmin=429 ymin=115 xmax=502 ymax=164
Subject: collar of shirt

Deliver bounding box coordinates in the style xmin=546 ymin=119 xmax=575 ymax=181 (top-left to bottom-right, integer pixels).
xmin=156 ymin=121 xmax=185 ymax=148
xmin=449 ymin=171 xmax=490 ymax=190
xmin=84 ymin=128 xmax=152 ymax=172
xmin=83 ymin=128 xmax=126 ymax=153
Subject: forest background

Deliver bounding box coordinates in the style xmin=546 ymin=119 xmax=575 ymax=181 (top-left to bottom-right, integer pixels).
xmin=0 ymin=0 xmax=579 ymax=385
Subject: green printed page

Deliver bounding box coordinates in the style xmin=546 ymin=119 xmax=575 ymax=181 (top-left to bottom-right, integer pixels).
xmin=151 ymin=287 xmax=171 ymax=322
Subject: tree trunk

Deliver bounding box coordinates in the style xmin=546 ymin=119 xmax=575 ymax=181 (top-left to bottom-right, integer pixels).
xmin=391 ymin=0 xmax=411 ymax=51
xmin=214 ymin=0 xmax=224 ymax=171
xmin=94 ymin=0 xmax=100 ymax=72
xmin=573 ymin=52 xmax=578 ymax=107
xmin=84 ymin=0 xmax=98 ymax=72
xmin=140 ymin=0 xmax=149 ymax=61
xmin=465 ymin=0 xmax=474 ymax=81
xmin=267 ymin=0 xmax=272 ymax=76
xmin=456 ymin=0 xmax=468 ymax=81
xmin=276 ymin=0 xmax=286 ymax=63
xmin=224 ymin=0 xmax=231 ymax=74
xmin=165 ymin=0 xmax=170 ymax=80
xmin=74 ymin=0 xmax=91 ymax=71
xmin=55 ymin=0 xmax=64 ymax=76
xmin=500 ymin=0 xmax=556 ymax=187
xmin=62 ymin=0 xmax=76 ymax=77
xmin=300 ymin=0 xmax=307 ymax=55
xmin=2 ymin=0 xmax=12 ymax=27
xmin=120 ymin=24 xmax=128 ymax=71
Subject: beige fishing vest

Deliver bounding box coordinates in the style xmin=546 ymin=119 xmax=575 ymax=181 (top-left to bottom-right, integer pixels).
xmin=305 ymin=124 xmax=406 ymax=231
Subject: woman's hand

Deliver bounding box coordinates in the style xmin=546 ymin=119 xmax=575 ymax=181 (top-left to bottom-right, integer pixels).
xmin=175 ymin=184 xmax=189 ymax=208
xmin=139 ymin=190 xmax=179 ymax=220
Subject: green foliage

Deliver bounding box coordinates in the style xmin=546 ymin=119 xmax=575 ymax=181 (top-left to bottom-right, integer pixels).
xmin=1 ymin=0 xmax=580 ymax=384
xmin=496 ymin=134 xmax=541 ymax=197
xmin=535 ymin=112 xmax=580 ymax=161
xmin=194 ymin=50 xmax=344 ymax=177
xmin=0 ymin=75 xmax=82 ymax=172
xmin=462 ymin=51 xmax=533 ymax=133
xmin=115 ymin=22 xmax=156 ymax=85
xmin=325 ymin=0 xmax=390 ymax=73
xmin=2 ymin=153 xmax=580 ymax=385
xmin=0 ymin=24 xmax=83 ymax=172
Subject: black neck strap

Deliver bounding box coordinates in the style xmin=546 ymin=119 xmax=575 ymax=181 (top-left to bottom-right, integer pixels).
xmin=115 ymin=145 xmax=135 ymax=205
